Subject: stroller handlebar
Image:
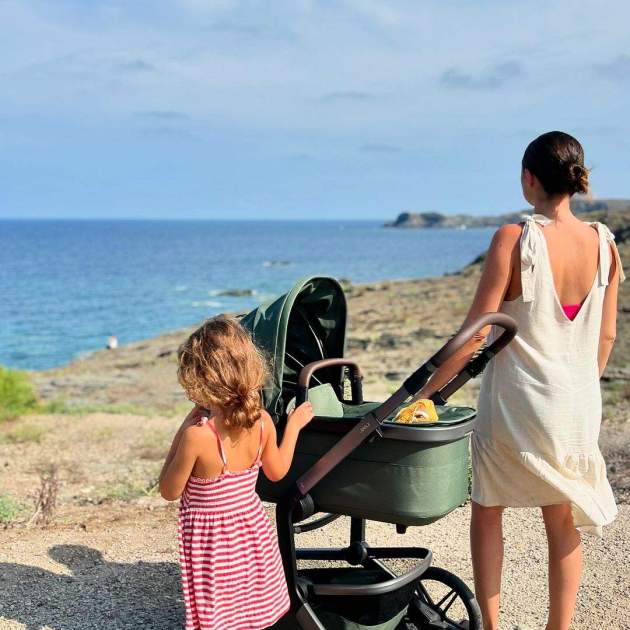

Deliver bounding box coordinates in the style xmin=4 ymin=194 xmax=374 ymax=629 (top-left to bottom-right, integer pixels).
xmin=403 ymin=312 xmax=517 ymax=398
xmin=430 ymin=312 xmax=518 ymax=403
xmin=430 ymin=312 xmax=517 ymax=368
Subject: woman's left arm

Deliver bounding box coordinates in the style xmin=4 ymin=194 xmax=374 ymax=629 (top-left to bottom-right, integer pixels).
xmin=417 ymin=224 xmax=520 ymax=398
xmin=598 ymin=242 xmax=621 ymax=376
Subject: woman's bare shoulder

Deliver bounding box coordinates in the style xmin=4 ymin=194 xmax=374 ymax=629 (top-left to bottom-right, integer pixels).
xmin=489 ymin=223 xmax=523 ymax=254
xmin=495 ymin=222 xmax=524 ymax=240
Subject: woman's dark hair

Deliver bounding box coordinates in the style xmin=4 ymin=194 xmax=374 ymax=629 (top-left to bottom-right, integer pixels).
xmin=522 ymin=131 xmax=589 ymax=196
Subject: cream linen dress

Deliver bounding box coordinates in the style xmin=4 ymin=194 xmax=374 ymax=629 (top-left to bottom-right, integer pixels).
xmin=472 ymin=214 xmax=625 ymax=537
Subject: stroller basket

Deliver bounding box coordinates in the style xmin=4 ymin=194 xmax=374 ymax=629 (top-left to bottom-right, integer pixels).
xmin=301 ymin=564 xmax=426 ymax=630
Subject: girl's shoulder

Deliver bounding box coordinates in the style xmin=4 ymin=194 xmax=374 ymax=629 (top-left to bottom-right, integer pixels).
xmin=182 ymin=419 xmax=221 ymax=447
xmin=258 ymin=410 xmax=275 ymax=448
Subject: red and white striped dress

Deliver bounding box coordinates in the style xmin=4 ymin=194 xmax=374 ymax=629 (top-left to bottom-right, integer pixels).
xmin=178 ymin=418 xmax=290 ymax=630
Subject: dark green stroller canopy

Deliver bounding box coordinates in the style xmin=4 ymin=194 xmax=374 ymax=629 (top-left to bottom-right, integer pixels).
xmin=241 ymin=276 xmax=347 ymax=423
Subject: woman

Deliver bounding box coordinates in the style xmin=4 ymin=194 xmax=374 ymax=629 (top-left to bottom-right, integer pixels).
xmin=420 ymin=131 xmax=624 ymax=630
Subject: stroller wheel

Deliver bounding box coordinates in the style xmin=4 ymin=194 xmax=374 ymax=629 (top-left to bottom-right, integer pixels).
xmin=407 ymin=566 xmax=482 ymax=630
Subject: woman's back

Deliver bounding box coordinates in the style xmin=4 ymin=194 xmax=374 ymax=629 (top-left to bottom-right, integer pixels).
xmin=504 ymin=216 xmax=602 ymax=306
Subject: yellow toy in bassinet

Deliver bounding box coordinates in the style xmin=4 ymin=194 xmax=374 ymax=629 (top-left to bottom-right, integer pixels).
xmin=393 ymin=399 xmax=439 ymax=424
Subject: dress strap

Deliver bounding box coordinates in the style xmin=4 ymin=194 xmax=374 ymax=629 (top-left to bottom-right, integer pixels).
xmin=202 ymin=417 xmax=228 ymax=471
xmin=591 ymin=222 xmax=626 ymax=286
xmin=519 ymin=213 xmax=551 ymax=303
xmin=256 ymin=417 xmax=264 ymax=463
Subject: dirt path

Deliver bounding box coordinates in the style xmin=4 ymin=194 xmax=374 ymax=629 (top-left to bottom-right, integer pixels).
xmin=1 ymin=502 xmax=629 ymax=629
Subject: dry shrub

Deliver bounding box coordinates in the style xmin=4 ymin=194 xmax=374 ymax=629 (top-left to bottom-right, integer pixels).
xmin=27 ymin=465 xmax=59 ymax=527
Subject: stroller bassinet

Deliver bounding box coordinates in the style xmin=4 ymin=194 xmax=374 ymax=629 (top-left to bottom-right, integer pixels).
xmin=241 ymin=276 xmax=516 ymax=630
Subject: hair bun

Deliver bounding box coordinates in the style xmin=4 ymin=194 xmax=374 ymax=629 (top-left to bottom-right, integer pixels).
xmin=567 ymin=162 xmax=589 ymax=195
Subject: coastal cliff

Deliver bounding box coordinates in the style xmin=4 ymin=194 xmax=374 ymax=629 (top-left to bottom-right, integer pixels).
xmin=385 ymin=198 xmax=630 ymax=229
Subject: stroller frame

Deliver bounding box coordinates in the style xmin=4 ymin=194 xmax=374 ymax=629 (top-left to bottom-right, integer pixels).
xmin=275 ymin=313 xmax=516 ymax=629
xmin=242 ymin=277 xmax=517 ymax=629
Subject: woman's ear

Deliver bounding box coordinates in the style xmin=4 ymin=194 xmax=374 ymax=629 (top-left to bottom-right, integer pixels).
xmin=522 ymin=168 xmax=535 ymax=188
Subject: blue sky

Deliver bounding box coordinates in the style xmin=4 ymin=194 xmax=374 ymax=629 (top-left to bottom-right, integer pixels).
xmin=2 ymin=0 xmax=629 ymax=219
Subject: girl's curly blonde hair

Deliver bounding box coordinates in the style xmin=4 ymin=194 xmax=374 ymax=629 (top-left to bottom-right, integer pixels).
xmin=177 ymin=316 xmax=267 ymax=430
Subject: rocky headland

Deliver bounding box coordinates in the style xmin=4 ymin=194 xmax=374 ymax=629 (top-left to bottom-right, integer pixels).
xmin=386 ymin=197 xmax=630 ymax=229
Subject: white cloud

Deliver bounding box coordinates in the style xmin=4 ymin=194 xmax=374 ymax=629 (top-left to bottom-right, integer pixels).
xmin=2 ymin=1 xmax=630 ymax=168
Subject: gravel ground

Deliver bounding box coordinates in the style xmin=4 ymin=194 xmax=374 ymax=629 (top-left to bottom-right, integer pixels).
xmin=1 ymin=502 xmax=628 ymax=629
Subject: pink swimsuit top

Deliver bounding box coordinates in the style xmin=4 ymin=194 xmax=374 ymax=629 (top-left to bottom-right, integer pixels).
xmin=562 ymin=304 xmax=581 ymax=321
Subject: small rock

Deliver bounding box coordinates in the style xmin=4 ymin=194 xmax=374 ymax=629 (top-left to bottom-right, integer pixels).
xmin=385 ymin=371 xmax=407 ymax=381
xmin=216 ymin=289 xmax=255 ymax=297
xmin=347 ymin=337 xmax=371 ymax=351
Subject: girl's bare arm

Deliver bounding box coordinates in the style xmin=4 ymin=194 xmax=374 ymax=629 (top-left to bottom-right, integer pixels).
xmin=261 ymin=403 xmax=313 ymax=482
xmin=598 ymin=243 xmax=621 ymax=376
xmin=159 ymin=407 xmax=204 ymax=500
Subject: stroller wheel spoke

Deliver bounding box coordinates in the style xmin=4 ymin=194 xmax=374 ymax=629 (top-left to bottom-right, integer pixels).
xmin=441 ymin=591 xmax=459 ymax=614
xmin=418 ymin=583 xmax=435 ymax=606
xmin=410 ymin=567 xmax=482 ymax=629
xmin=435 ymin=588 xmax=456 ymax=611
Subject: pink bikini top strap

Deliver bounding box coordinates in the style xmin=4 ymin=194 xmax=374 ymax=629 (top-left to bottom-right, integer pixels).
xmin=205 ymin=418 xmax=228 ymax=471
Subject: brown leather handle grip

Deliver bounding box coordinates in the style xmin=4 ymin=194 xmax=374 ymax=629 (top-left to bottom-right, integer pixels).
xmin=427 ymin=312 xmax=518 ymax=403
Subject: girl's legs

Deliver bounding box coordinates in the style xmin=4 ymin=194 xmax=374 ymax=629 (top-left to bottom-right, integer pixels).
xmin=541 ymin=504 xmax=582 ymax=630
xmin=470 ymin=501 xmax=504 ymax=630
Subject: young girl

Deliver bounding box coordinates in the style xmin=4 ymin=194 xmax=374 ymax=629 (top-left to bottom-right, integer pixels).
xmin=159 ymin=316 xmax=313 ymax=630
xmin=418 ymin=131 xmax=624 ymax=630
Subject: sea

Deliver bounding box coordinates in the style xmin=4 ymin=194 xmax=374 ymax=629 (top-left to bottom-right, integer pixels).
xmin=0 ymin=220 xmax=494 ymax=370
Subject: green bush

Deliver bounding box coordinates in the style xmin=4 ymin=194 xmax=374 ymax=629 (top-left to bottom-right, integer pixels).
xmin=0 ymin=367 xmax=38 ymax=423
xmin=0 ymin=494 xmax=25 ymax=524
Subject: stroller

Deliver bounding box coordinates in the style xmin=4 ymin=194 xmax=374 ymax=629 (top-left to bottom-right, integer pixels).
xmin=241 ymin=276 xmax=516 ymax=630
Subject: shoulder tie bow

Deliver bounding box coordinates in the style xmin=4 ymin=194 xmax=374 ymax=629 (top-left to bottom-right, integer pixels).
xmin=592 ymin=222 xmax=626 ymax=286
xmin=519 ymin=213 xmax=551 ymax=303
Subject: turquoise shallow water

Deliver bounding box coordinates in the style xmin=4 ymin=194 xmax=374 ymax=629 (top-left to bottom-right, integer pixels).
xmin=0 ymin=220 xmax=493 ymax=370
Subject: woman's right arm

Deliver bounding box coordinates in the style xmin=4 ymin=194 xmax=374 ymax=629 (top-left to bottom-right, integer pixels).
xmin=598 ymin=243 xmax=621 ymax=376
xmin=415 ymin=224 xmax=520 ymax=398
xmin=261 ymin=403 xmax=313 ymax=481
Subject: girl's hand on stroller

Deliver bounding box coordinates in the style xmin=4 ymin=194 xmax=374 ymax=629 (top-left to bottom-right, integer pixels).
xmin=288 ymin=402 xmax=314 ymax=430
